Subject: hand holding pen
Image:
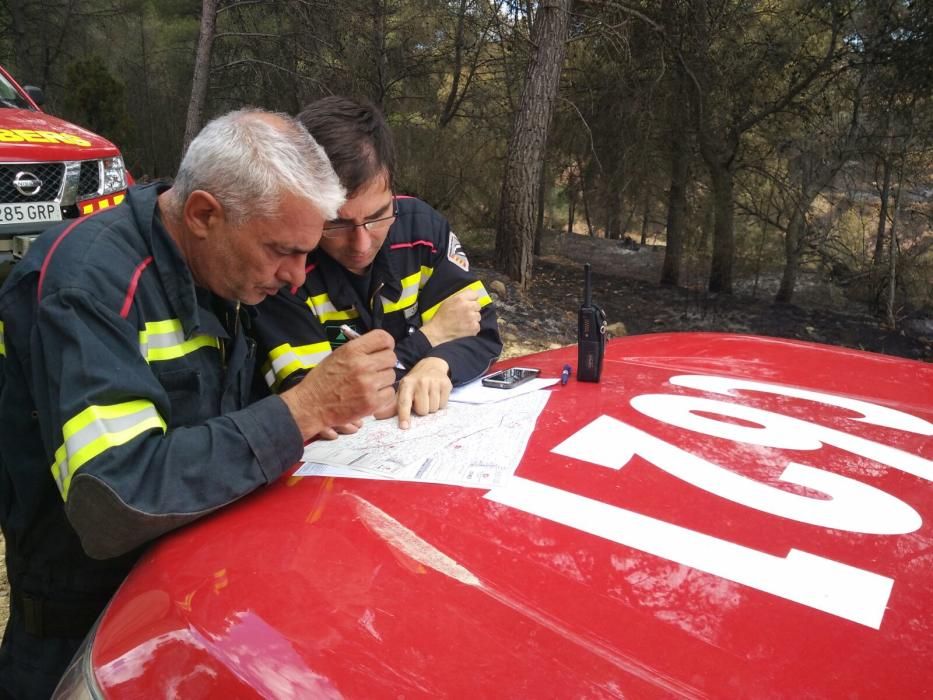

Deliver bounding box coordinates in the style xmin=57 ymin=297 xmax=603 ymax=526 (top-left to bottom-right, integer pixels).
xmin=340 ymin=324 xmax=405 ymax=370
xmin=279 ymin=328 xmax=397 ymax=441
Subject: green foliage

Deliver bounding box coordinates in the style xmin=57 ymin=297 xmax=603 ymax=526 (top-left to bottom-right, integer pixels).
xmin=1 ymin=0 xmax=928 ymax=317
xmin=61 ymin=56 xmax=132 ymax=149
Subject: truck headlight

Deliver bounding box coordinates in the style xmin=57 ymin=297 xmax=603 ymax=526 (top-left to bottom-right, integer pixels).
xmin=101 ymin=156 xmax=127 ymax=195
xmin=51 ymin=622 xmax=104 ymax=700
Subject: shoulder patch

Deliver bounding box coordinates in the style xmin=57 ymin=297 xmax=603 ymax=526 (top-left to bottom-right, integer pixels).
xmin=447 ymin=231 xmax=470 ymax=272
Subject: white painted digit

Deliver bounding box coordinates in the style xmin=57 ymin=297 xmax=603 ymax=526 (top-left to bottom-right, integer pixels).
xmin=485 ymin=475 xmax=893 ymax=628
xmin=485 ymin=376 xmax=932 ymax=627
xmin=669 ymin=374 xmax=933 ymax=436
xmin=630 ymin=392 xmax=933 ymax=484
xmin=552 ymin=414 xmax=921 ymax=534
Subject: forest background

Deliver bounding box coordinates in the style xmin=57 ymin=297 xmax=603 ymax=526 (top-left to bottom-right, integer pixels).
xmin=1 ymin=0 xmax=931 ymax=323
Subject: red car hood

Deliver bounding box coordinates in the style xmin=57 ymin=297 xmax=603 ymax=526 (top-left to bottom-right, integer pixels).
xmin=0 ymin=107 xmax=120 ymax=160
xmin=90 ymin=333 xmax=933 ymax=698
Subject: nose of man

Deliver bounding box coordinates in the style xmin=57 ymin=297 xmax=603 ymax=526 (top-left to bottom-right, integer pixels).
xmin=277 ymin=253 xmax=307 ymax=288
xmin=348 ymin=225 xmax=372 ymax=254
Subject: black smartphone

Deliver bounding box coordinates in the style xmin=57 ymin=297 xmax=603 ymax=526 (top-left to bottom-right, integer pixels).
xmin=481 ymin=367 xmax=540 ymax=389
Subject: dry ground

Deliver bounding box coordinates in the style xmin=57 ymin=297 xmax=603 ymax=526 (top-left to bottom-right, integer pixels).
xmin=1 ymin=231 xmax=929 ymax=633
xmin=475 ymin=231 xmax=932 ymax=361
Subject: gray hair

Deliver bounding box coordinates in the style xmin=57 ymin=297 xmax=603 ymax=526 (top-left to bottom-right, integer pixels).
xmin=170 ymin=108 xmax=345 ymax=225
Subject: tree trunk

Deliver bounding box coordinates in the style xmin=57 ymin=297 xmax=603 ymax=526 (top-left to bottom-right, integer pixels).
xmin=581 ymin=173 xmax=594 ymax=236
xmin=775 ymin=207 xmax=805 ymax=303
xmin=182 ymin=0 xmax=220 ymax=157
xmin=752 ymin=219 xmax=769 ymax=298
xmin=886 ymin=176 xmax=904 ymax=327
xmin=660 ymin=58 xmax=689 ymax=286
xmin=567 ymin=181 xmax=577 ymax=236
xmin=707 ymin=165 xmax=735 ymax=293
xmin=495 ymin=0 xmax=571 ymax=289
xmin=751 ymin=181 xmax=775 ymax=298
xmin=872 ymin=157 xmax=892 ymax=266
xmin=439 ymin=0 xmax=469 ymax=127
xmin=533 ymin=160 xmax=547 ymax=256
xmin=605 ymin=161 xmax=625 ymax=240
xmin=776 ymin=141 xmax=855 ymax=304
xmin=138 ymin=13 xmax=156 ymax=178
xmin=370 ymin=0 xmax=389 ymax=107
xmin=605 ymin=190 xmax=620 ymax=240
xmin=639 ymin=202 xmax=649 ymax=245
xmin=697 ymin=195 xmax=714 ymax=252
xmin=614 ymin=189 xmax=626 ymax=239
xmin=620 ymin=205 xmax=636 ymax=238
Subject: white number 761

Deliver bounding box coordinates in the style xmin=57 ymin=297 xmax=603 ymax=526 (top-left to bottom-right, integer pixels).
xmin=486 ymin=375 xmax=933 ymax=629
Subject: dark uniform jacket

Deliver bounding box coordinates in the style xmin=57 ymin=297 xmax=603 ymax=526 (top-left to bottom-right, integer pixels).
xmin=0 ymin=183 xmax=303 ymax=698
xmin=254 ymin=196 xmax=501 ymax=392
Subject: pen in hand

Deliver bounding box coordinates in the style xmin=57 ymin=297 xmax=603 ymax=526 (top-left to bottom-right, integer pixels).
xmin=339 ymin=324 xmax=362 ymax=341
xmin=340 ymin=324 xmax=406 ymax=371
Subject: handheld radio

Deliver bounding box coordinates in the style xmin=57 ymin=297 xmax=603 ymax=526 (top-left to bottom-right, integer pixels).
xmin=577 ymin=263 xmax=607 ymax=382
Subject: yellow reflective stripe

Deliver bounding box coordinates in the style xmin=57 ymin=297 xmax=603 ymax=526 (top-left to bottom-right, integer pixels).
xmin=61 ymin=398 xmax=154 ymax=438
xmin=50 ymin=400 xmax=167 ymax=500
xmin=143 ymin=319 xmax=183 ymax=334
xmin=381 ymin=268 xmax=429 ymax=314
xmin=146 ymin=335 xmax=219 ymax=362
xmin=138 ymin=318 xmax=220 ymax=362
xmin=305 ymin=293 xmax=359 ymax=323
xmin=0 ymin=320 xmax=5 ymax=357
xmin=420 ymin=280 xmax=492 ymax=323
xmin=418 ymin=266 xmax=434 ymax=287
xmin=262 ymin=341 xmax=332 ymax=391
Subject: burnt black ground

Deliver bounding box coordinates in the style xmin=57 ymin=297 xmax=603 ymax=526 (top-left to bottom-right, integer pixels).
xmin=470 ymin=233 xmax=932 ymax=362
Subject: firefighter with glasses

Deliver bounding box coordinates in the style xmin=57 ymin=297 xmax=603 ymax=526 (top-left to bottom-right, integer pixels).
xmin=254 ymin=96 xmax=502 ymax=432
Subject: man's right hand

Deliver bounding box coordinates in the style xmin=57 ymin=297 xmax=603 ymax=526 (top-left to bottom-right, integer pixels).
xmin=280 ymin=329 xmax=397 ymax=440
xmin=420 ymin=289 xmax=482 ymax=347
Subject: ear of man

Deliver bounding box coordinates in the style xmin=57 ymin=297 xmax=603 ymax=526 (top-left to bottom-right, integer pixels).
xmin=183 ymin=190 xmax=226 ymax=241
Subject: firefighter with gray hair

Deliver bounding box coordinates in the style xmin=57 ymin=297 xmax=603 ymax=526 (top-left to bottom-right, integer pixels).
xmin=0 ymin=108 xmax=398 ymax=698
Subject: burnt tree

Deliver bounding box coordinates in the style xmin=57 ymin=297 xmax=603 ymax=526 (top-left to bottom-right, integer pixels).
xmin=495 ymin=0 xmax=571 ymax=289
xmin=182 ymin=0 xmax=220 ymax=156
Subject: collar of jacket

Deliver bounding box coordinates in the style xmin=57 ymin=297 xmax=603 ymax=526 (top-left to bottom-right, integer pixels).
xmin=312 ymin=238 xmax=404 ymax=311
xmin=125 ymin=182 xmax=217 ymax=341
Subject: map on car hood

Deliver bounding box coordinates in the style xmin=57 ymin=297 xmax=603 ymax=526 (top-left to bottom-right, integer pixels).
xmin=297 ymin=390 xmax=552 ymax=488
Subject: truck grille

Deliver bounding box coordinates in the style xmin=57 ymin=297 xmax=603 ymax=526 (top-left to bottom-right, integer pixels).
xmin=76 ymin=161 xmax=101 ymax=198
xmin=0 ymin=162 xmax=65 ymax=203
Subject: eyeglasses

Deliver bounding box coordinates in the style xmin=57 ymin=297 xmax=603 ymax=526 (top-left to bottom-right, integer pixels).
xmin=321 ymin=201 xmax=398 ymax=238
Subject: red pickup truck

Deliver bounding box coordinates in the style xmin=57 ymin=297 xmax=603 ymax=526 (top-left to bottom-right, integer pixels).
xmin=0 ymin=64 xmax=131 ymax=260
xmin=53 ymin=333 xmax=933 ymax=698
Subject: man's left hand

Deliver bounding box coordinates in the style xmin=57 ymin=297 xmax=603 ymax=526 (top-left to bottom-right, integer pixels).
xmin=315 ymin=419 xmax=364 ymax=441
xmin=383 ymin=357 xmax=453 ymax=429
